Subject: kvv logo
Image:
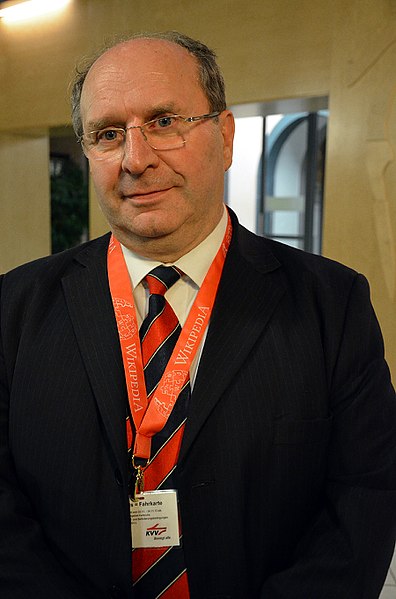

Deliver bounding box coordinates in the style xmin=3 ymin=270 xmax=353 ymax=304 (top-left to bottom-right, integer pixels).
xmin=145 ymin=523 xmax=167 ymax=537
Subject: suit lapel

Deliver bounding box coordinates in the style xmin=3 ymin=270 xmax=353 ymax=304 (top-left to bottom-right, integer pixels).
xmin=179 ymin=221 xmax=286 ymax=462
xmin=61 ymin=236 xmax=128 ymax=469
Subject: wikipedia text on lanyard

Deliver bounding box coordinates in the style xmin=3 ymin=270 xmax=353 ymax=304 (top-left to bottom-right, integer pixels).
xmin=107 ymin=214 xmax=232 ymax=497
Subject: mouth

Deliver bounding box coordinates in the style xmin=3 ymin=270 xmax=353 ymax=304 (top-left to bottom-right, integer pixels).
xmin=121 ymin=187 xmax=173 ymax=203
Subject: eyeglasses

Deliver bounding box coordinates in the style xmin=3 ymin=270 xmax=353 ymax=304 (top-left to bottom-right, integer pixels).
xmin=79 ymin=111 xmax=221 ymax=160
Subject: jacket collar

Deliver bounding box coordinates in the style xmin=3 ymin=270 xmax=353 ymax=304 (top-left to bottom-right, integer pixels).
xmin=61 ymin=233 xmax=129 ymax=474
xmin=178 ymin=209 xmax=286 ymax=462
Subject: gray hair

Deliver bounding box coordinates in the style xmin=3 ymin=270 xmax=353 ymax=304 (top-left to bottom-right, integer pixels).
xmin=70 ymin=31 xmax=227 ymax=139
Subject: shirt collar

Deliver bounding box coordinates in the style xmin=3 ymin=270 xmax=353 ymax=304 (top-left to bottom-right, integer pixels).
xmin=121 ymin=205 xmax=228 ymax=289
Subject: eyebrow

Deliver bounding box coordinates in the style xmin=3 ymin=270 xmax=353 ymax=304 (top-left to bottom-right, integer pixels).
xmin=84 ymin=104 xmax=183 ymax=132
xmin=146 ymin=104 xmax=182 ymax=119
xmin=85 ymin=118 xmax=124 ymax=132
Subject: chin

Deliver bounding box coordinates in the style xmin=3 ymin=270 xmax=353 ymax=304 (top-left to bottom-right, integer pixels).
xmin=130 ymin=210 xmax=185 ymax=235
xmin=121 ymin=221 xmax=179 ymax=242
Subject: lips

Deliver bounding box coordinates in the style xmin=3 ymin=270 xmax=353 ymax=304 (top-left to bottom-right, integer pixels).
xmin=121 ymin=187 xmax=174 ymax=201
xmin=125 ymin=188 xmax=169 ymax=197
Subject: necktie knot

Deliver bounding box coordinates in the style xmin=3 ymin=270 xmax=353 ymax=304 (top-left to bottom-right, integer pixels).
xmin=145 ymin=265 xmax=181 ymax=296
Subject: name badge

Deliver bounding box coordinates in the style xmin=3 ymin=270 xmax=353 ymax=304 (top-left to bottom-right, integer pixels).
xmin=130 ymin=490 xmax=180 ymax=548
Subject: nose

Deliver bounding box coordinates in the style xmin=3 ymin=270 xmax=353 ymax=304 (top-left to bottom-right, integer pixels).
xmin=121 ymin=127 xmax=160 ymax=175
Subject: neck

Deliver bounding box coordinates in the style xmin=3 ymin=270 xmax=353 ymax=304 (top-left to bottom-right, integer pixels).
xmin=114 ymin=210 xmax=225 ymax=263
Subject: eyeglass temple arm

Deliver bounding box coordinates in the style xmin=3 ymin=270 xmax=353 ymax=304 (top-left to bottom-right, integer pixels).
xmin=185 ymin=112 xmax=221 ymax=123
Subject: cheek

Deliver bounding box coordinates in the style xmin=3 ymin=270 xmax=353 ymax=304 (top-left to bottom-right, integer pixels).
xmin=90 ymin=162 xmax=118 ymax=195
xmin=188 ymin=142 xmax=224 ymax=190
xmin=184 ymin=139 xmax=221 ymax=181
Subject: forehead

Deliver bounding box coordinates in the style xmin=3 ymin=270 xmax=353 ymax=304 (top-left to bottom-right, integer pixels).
xmin=80 ymin=39 xmax=208 ymax=124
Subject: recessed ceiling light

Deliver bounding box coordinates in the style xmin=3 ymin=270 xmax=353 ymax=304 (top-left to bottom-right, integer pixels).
xmin=0 ymin=0 xmax=71 ymax=23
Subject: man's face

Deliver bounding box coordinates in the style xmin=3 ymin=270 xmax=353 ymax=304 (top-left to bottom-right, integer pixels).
xmin=80 ymin=38 xmax=234 ymax=260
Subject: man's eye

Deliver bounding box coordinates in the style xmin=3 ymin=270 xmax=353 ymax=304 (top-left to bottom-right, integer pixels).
xmin=97 ymin=128 xmax=123 ymax=142
xmin=154 ymin=116 xmax=176 ymax=129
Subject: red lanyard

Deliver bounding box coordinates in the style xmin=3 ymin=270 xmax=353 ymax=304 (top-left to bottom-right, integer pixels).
xmin=107 ymin=214 xmax=232 ymax=461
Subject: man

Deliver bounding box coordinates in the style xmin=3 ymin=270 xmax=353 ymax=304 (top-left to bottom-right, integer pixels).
xmin=0 ymin=31 xmax=395 ymax=599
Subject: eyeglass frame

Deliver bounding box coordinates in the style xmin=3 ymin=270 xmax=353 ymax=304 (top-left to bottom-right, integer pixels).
xmin=78 ymin=111 xmax=222 ymax=154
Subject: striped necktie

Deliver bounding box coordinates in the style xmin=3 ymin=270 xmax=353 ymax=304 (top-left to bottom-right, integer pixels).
xmin=132 ymin=265 xmax=190 ymax=598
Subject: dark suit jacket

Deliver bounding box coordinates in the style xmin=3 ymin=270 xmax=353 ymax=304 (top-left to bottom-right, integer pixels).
xmin=1 ymin=211 xmax=395 ymax=599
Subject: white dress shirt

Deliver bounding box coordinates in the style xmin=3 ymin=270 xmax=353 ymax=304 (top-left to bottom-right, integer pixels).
xmin=121 ymin=206 xmax=228 ymax=386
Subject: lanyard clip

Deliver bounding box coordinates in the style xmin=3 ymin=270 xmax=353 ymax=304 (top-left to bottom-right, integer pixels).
xmin=132 ymin=466 xmax=144 ymax=501
xmin=131 ymin=455 xmax=147 ymax=501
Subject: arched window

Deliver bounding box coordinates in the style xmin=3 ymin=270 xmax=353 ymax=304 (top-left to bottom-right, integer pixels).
xmin=226 ymin=97 xmax=328 ymax=254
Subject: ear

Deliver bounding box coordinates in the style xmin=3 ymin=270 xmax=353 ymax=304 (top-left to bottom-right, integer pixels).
xmin=220 ymin=110 xmax=235 ymax=172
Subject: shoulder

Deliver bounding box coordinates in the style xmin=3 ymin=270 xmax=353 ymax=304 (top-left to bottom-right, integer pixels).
xmin=1 ymin=234 xmax=110 ymax=287
xmin=235 ymin=218 xmax=360 ymax=287
xmin=231 ymin=218 xmax=373 ymax=328
xmin=3 ymin=233 xmax=110 ymax=280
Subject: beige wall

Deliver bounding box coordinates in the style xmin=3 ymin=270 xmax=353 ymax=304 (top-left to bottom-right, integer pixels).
xmin=0 ymin=0 xmax=395 ymax=378
xmin=0 ymin=132 xmax=50 ymax=266
xmin=323 ymin=0 xmax=396 ymax=378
